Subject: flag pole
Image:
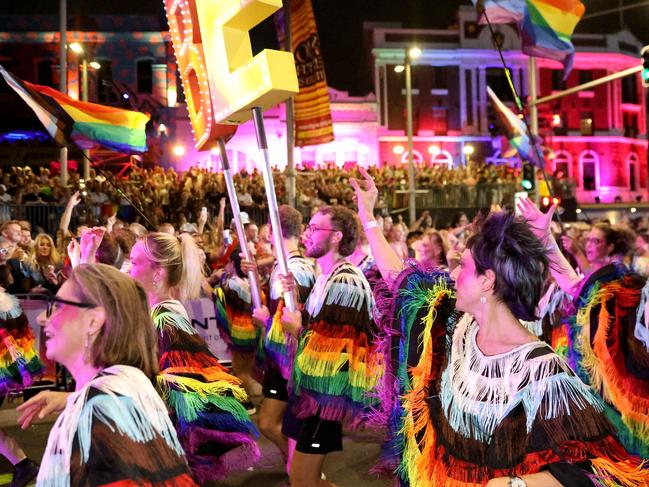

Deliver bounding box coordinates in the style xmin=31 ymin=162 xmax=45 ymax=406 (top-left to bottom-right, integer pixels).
xmin=481 ymin=8 xmax=563 ymax=228
xmin=252 ymin=106 xmax=297 ymax=312
xmin=284 ymin=0 xmax=297 ymax=208
xmin=80 ymin=151 xmax=155 ymax=229
xmin=217 ymin=137 xmax=263 ymax=311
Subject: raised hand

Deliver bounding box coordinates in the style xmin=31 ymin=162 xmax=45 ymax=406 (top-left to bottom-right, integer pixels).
xmin=68 ymin=191 xmax=82 ymax=208
xmin=16 ymin=390 xmax=69 ymax=429
xmin=349 ymin=167 xmax=378 ymax=221
xmin=79 ymin=227 xmax=106 ymax=264
xmin=68 ymin=238 xmax=81 ymax=268
xmin=516 ymin=197 xmax=556 ymax=240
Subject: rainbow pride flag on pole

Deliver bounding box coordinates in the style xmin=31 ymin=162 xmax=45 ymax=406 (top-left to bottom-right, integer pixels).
xmin=0 ymin=65 xmax=149 ymax=153
xmin=487 ymin=86 xmax=534 ymax=163
xmin=475 ymin=0 xmax=525 ymax=23
xmin=521 ymin=0 xmax=585 ymax=77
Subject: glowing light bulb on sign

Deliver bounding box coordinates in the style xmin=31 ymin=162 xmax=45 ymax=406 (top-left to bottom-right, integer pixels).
xmin=164 ymin=0 xmax=237 ymax=149
xmin=163 ymin=0 xmax=298 ymax=150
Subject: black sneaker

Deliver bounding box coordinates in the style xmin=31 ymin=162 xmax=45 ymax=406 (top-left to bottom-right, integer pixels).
xmin=10 ymin=459 xmax=38 ymax=487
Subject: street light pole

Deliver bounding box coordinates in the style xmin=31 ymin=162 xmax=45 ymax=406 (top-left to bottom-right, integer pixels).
xmin=405 ymin=52 xmax=417 ymax=226
xmin=59 ymin=0 xmax=68 ymax=186
xmin=81 ymin=58 xmax=90 ymax=180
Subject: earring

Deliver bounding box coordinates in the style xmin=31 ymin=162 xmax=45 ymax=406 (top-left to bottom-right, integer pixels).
xmin=83 ymin=332 xmax=93 ymax=362
xmin=480 ymin=296 xmax=486 ymax=305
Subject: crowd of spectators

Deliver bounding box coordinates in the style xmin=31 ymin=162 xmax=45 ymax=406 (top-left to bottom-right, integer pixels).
xmin=0 ymin=161 xmax=532 ymax=230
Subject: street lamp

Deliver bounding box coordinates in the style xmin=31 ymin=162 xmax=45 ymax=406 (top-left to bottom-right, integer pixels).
xmin=69 ymin=43 xmax=100 ymax=180
xmin=405 ymin=46 xmax=420 ymax=225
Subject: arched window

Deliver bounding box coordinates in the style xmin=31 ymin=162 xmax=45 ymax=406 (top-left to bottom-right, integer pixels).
xmin=628 ymin=152 xmax=639 ymax=192
xmin=552 ymin=150 xmax=572 ymax=178
xmin=401 ymin=150 xmax=423 ymax=164
xmin=430 ymin=150 xmax=454 ymax=168
xmin=579 ymin=150 xmax=599 ymax=191
xmin=136 ymin=58 xmax=153 ymax=94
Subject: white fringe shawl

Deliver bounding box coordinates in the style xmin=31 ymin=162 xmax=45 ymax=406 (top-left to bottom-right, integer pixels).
xmin=634 ymin=277 xmax=649 ymax=350
xmin=152 ymin=299 xmax=196 ymax=336
xmin=37 ymin=365 xmax=184 ymax=487
xmin=306 ymin=262 xmax=374 ymax=319
xmin=270 ymin=256 xmax=315 ymax=300
xmin=227 ymin=275 xmax=252 ymax=305
xmin=440 ymin=314 xmax=603 ymax=443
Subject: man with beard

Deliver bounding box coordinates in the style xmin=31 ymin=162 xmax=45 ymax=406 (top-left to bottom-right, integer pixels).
xmin=281 ymin=206 xmax=384 ymax=487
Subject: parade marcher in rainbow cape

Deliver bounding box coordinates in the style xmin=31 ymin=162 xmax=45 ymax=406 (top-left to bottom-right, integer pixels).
xmin=351 ymin=168 xmax=649 ymax=487
xmin=519 ymin=199 xmax=649 ymax=459
xmin=129 ymin=232 xmax=259 ymax=483
xmin=280 ymin=205 xmax=384 ymax=487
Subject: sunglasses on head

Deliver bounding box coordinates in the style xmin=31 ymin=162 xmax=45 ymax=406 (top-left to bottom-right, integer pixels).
xmin=45 ymin=295 xmax=96 ymax=319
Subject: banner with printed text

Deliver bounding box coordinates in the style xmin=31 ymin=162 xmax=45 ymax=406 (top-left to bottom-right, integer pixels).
xmin=276 ymin=0 xmax=334 ymax=147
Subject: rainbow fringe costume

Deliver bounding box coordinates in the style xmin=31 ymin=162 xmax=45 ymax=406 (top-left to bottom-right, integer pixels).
xmin=374 ymin=264 xmax=649 ymax=487
xmin=291 ymin=262 xmax=384 ymax=425
xmin=567 ymin=263 xmax=649 ymax=458
xmin=265 ymin=255 xmax=315 ymax=381
xmin=152 ymin=300 xmax=259 ymax=483
xmin=0 ymin=292 xmax=41 ymax=394
xmin=218 ymin=275 xmax=260 ymax=353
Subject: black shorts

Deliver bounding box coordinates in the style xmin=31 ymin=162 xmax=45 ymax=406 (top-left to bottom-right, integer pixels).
xmin=262 ymin=367 xmax=289 ymax=402
xmin=282 ymin=405 xmax=343 ymax=454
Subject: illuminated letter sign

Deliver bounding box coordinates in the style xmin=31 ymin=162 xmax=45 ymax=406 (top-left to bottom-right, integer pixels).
xmin=164 ymin=0 xmax=236 ymax=149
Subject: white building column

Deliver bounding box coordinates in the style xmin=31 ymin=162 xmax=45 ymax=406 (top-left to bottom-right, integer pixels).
xmin=478 ymin=67 xmax=487 ymax=134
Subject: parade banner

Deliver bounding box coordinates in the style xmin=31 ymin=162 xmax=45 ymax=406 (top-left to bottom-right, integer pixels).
xmin=276 ymin=0 xmax=334 ymax=147
xmin=183 ymin=297 xmax=232 ymax=363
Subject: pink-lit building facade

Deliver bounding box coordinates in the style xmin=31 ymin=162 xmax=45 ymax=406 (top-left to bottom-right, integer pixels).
xmin=372 ymin=7 xmax=648 ymax=203
xmin=0 ymin=7 xmax=647 ymax=203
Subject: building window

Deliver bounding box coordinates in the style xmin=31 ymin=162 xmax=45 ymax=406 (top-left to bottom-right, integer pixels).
xmin=578 ymin=70 xmax=593 ymax=85
xmin=96 ymin=60 xmax=116 ymax=103
xmin=580 ymin=112 xmax=593 ymax=136
xmin=622 ymin=75 xmax=638 ymax=104
xmin=553 ymin=150 xmax=572 ymax=178
xmin=487 ymin=68 xmax=514 ymax=102
xmin=36 ymin=59 xmax=54 ymax=87
xmin=137 ymin=59 xmax=153 ymax=94
xmin=551 ymin=70 xmax=565 ymax=91
xmin=579 ymin=150 xmax=599 ymax=191
xmin=623 ymin=112 xmax=639 ymax=138
xmin=628 ymin=152 xmax=639 ymax=191
xmin=431 ymin=150 xmax=453 ymax=168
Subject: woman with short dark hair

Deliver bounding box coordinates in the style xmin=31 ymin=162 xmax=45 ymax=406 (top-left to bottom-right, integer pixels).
xmin=350 ymin=169 xmax=647 ymax=487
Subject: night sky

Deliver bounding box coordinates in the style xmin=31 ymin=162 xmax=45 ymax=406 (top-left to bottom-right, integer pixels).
xmin=2 ymin=0 xmax=649 ymax=95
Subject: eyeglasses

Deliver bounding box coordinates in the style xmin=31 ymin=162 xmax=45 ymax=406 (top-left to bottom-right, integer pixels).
xmin=304 ymin=224 xmax=337 ymax=234
xmin=46 ymin=295 xmax=96 ymax=318
xmin=586 ymin=237 xmax=603 ymax=245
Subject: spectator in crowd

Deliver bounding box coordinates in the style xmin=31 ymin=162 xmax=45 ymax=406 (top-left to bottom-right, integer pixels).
xmin=27 ymin=234 xmax=62 ymax=293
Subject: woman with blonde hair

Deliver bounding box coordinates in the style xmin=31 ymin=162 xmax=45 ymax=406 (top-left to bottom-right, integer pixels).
xmin=129 ymin=232 xmax=259 ymax=482
xmin=17 ymin=264 xmax=196 ymax=486
xmin=28 ymin=234 xmax=62 ymax=292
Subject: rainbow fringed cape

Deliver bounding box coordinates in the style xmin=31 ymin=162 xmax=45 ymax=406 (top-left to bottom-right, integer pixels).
xmin=152 ymin=300 xmax=259 ymax=483
xmin=291 ymin=262 xmax=384 ymax=425
xmin=373 ymin=264 xmax=649 ymax=487
xmin=219 ymin=275 xmax=260 ymax=353
xmin=38 ymin=365 xmax=197 ymax=487
xmin=265 ymin=255 xmax=315 ymax=381
xmin=568 ymin=263 xmax=649 ymax=458
xmin=0 ymin=292 xmax=42 ymax=393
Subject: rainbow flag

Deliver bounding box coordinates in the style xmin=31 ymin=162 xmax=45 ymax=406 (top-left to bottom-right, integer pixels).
xmin=521 ymin=0 xmax=585 ymax=78
xmin=487 ymin=86 xmax=533 ymax=163
xmin=0 ymin=65 xmax=149 ymax=153
xmin=473 ymin=0 xmax=525 ymax=23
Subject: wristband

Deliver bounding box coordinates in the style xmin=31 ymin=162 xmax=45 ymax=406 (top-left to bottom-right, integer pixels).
xmin=363 ymin=219 xmax=379 ymax=231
